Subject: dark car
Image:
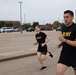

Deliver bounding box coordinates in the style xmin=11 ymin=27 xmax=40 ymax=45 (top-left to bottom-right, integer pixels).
xmin=41 ymin=28 xmax=46 ymax=31
xmin=56 ymin=27 xmax=62 ymax=31
xmin=46 ymin=28 xmax=53 ymax=31
xmin=26 ymin=28 xmax=35 ymax=32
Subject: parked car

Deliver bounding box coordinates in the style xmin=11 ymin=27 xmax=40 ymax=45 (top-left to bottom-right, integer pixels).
xmin=46 ymin=28 xmax=53 ymax=31
xmin=0 ymin=27 xmax=14 ymax=33
xmin=26 ymin=28 xmax=35 ymax=32
xmin=56 ymin=27 xmax=62 ymax=31
xmin=41 ymin=28 xmax=45 ymax=31
xmin=14 ymin=28 xmax=20 ymax=32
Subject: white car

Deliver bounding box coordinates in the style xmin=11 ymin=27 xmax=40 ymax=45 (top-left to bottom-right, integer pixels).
xmin=14 ymin=28 xmax=20 ymax=32
xmin=0 ymin=27 xmax=14 ymax=33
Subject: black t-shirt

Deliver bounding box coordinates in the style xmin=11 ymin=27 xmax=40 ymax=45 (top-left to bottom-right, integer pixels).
xmin=35 ymin=32 xmax=47 ymax=45
xmin=61 ymin=23 xmax=76 ymax=55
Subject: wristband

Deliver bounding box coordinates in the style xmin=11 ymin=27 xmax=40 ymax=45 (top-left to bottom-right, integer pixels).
xmin=64 ymin=39 xmax=67 ymax=43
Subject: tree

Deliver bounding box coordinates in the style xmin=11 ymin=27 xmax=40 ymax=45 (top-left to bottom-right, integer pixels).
xmin=32 ymin=22 xmax=39 ymax=28
xmin=13 ymin=21 xmax=21 ymax=28
xmin=23 ymin=23 xmax=31 ymax=29
xmin=0 ymin=21 xmax=6 ymax=28
xmin=60 ymin=23 xmax=65 ymax=27
xmin=53 ymin=21 xmax=60 ymax=27
xmin=6 ymin=22 xmax=13 ymax=27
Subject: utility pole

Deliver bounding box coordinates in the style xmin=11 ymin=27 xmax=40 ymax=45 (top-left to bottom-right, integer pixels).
xmin=18 ymin=1 xmax=23 ymax=33
xmin=75 ymin=10 xmax=76 ymax=23
xmin=24 ymin=14 xmax=26 ymax=24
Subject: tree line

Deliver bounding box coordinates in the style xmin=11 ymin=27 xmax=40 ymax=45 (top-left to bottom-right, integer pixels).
xmin=0 ymin=21 xmax=64 ymax=29
xmin=0 ymin=21 xmax=20 ymax=28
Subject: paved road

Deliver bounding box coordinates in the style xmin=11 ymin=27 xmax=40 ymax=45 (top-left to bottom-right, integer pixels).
xmin=0 ymin=31 xmax=36 ymax=53
xmin=0 ymin=31 xmax=60 ymax=53
xmin=0 ymin=48 xmax=74 ymax=75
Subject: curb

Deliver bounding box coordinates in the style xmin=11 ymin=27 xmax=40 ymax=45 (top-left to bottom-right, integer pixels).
xmin=0 ymin=52 xmax=37 ymax=62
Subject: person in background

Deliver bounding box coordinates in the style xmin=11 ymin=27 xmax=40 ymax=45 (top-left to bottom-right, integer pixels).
xmin=34 ymin=25 xmax=53 ymax=70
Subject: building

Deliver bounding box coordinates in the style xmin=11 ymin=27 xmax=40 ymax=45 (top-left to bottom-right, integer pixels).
xmin=39 ymin=24 xmax=58 ymax=29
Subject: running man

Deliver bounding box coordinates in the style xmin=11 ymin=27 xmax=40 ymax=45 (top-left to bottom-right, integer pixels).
xmin=34 ymin=25 xmax=53 ymax=70
xmin=56 ymin=10 xmax=76 ymax=75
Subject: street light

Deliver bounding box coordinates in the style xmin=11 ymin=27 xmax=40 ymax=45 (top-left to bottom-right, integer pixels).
xmin=24 ymin=14 xmax=26 ymax=24
xmin=58 ymin=17 xmax=60 ymax=22
xmin=18 ymin=1 xmax=23 ymax=33
xmin=75 ymin=10 xmax=76 ymax=23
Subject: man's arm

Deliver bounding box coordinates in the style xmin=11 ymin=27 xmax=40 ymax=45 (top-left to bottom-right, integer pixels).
xmin=59 ymin=35 xmax=76 ymax=47
xmin=64 ymin=39 xmax=76 ymax=47
xmin=57 ymin=42 xmax=63 ymax=48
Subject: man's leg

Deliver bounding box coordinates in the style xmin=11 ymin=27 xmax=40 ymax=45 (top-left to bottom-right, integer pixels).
xmin=56 ymin=63 xmax=68 ymax=75
xmin=37 ymin=52 xmax=44 ymax=66
xmin=74 ymin=69 xmax=76 ymax=75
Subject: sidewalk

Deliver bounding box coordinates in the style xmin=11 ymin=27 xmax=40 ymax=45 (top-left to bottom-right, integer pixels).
xmin=0 ymin=48 xmax=37 ymax=62
xmin=0 ymin=47 xmax=58 ymax=62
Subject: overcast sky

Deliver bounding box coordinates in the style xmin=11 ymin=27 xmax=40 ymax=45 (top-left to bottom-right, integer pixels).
xmin=0 ymin=0 xmax=76 ymax=24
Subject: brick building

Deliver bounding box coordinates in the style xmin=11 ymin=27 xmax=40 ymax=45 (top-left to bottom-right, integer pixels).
xmin=39 ymin=24 xmax=58 ymax=29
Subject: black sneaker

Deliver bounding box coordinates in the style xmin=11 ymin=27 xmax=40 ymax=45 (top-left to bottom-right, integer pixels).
xmin=40 ymin=66 xmax=47 ymax=70
xmin=49 ymin=52 xmax=53 ymax=58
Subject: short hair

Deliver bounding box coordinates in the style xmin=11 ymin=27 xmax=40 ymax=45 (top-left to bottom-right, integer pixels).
xmin=64 ymin=10 xmax=74 ymax=16
xmin=35 ymin=25 xmax=41 ymax=28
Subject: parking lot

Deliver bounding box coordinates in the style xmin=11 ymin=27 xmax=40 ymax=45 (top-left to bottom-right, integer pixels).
xmin=0 ymin=31 xmax=74 ymax=75
xmin=0 ymin=30 xmax=60 ymax=53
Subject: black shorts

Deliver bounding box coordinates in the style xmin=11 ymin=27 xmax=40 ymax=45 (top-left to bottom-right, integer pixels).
xmin=37 ymin=44 xmax=48 ymax=55
xmin=58 ymin=52 xmax=76 ymax=70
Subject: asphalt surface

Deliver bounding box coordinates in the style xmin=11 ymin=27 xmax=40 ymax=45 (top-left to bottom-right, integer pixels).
xmin=0 ymin=31 xmax=60 ymax=62
xmin=0 ymin=31 xmax=74 ymax=75
xmin=0 ymin=31 xmax=60 ymax=53
xmin=0 ymin=48 xmax=74 ymax=75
